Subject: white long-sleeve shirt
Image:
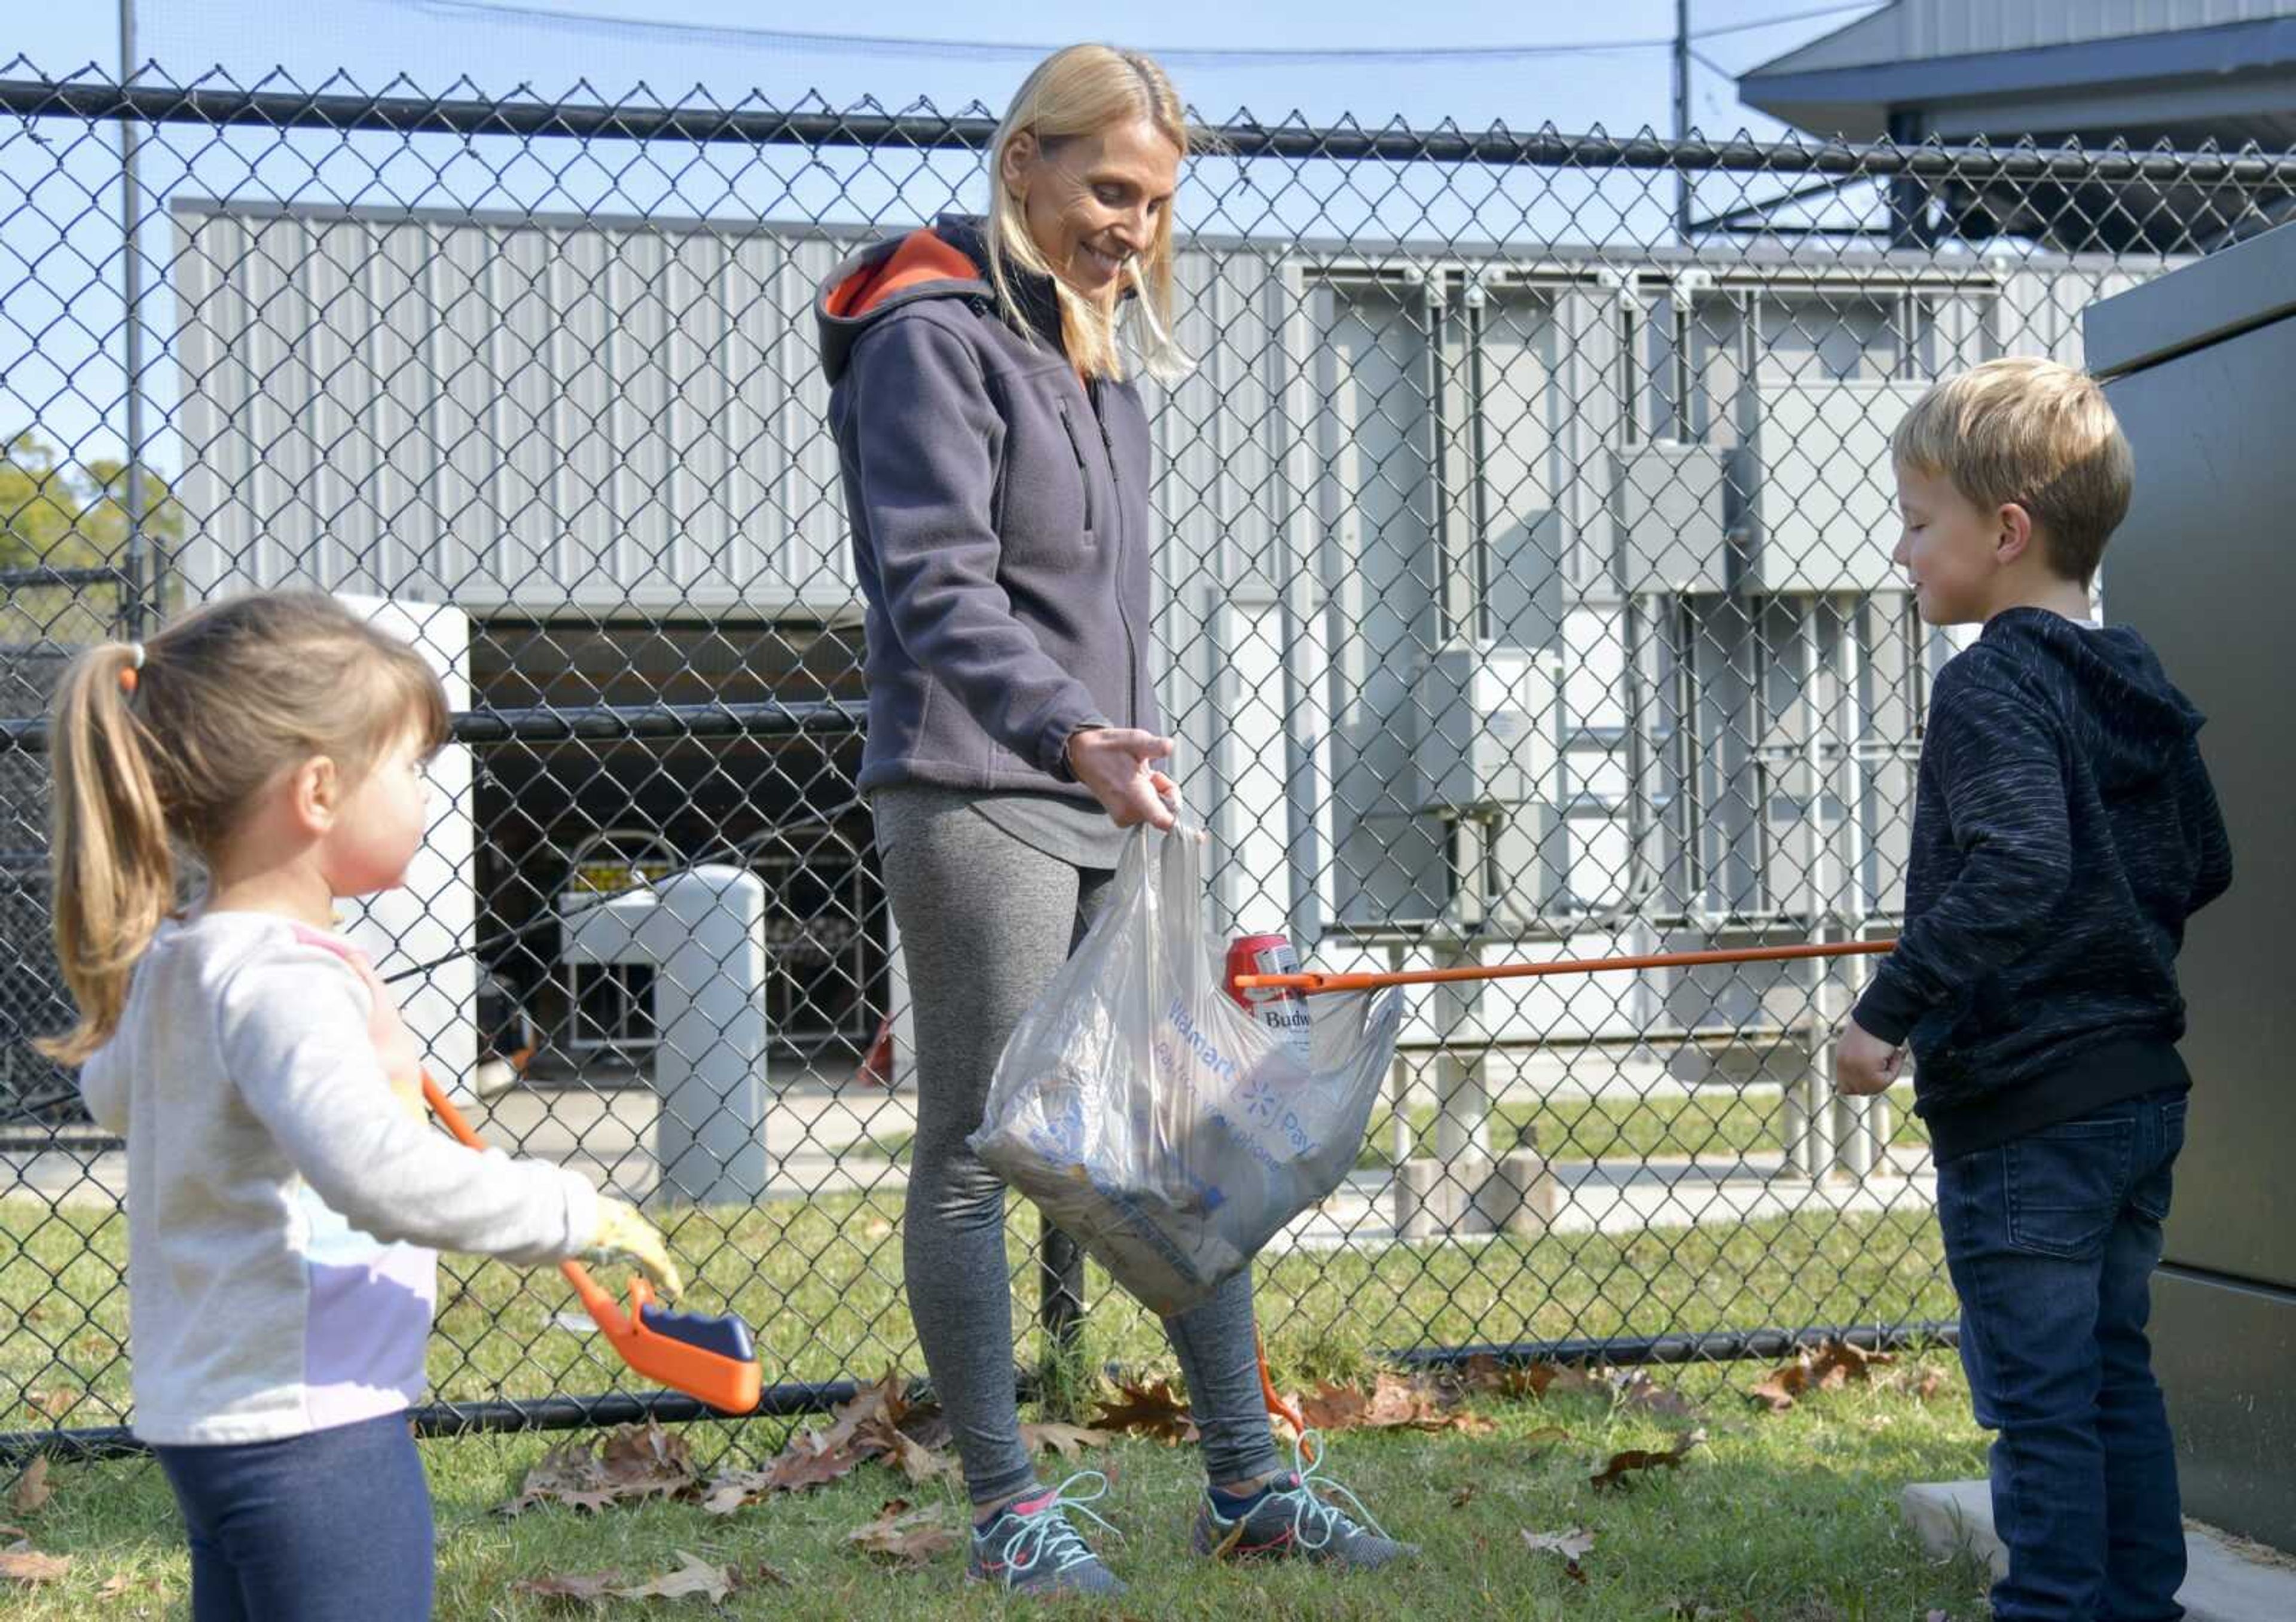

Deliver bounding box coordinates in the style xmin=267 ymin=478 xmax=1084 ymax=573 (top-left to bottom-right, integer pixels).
xmin=80 ymin=910 xmax=598 ymax=1445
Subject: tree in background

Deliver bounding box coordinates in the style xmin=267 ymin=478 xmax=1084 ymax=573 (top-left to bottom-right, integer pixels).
xmin=1 ymin=429 xmax=182 ymax=644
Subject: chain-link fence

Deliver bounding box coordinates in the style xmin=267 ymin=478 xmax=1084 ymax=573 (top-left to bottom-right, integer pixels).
xmin=4 ymin=62 xmax=2291 ymax=1462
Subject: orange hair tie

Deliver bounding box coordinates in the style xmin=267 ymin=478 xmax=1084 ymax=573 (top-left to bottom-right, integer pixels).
xmin=118 ymin=643 xmax=145 ymax=696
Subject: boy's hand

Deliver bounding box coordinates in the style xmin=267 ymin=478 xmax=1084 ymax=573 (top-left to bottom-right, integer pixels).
xmin=1833 ymin=1016 xmax=1904 ymax=1097
xmin=584 ymin=1196 xmax=685 ymax=1303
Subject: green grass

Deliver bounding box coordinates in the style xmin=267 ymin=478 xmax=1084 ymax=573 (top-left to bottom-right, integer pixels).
xmin=844 ymin=1084 xmax=1928 ymax=1171
xmin=1353 ymin=1083 xmax=1928 ymax=1170
xmin=0 ymin=1355 xmax=1996 ymax=1619
xmin=0 ymin=1195 xmax=1952 ymax=1449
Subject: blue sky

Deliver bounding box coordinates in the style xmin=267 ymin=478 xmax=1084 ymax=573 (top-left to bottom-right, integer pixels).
xmin=18 ymin=1 xmax=1877 ymax=131
xmin=4 ymin=1 xmax=1885 ymax=471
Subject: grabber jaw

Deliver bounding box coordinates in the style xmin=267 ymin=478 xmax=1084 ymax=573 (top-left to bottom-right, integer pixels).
xmin=563 ymin=1265 xmax=764 ymax=1415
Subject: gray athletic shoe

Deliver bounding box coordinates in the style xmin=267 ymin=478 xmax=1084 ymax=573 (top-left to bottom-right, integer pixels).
xmin=967 ymin=1471 xmax=1125 ymax=1599
xmin=1190 ymin=1438 xmax=1416 ymax=1570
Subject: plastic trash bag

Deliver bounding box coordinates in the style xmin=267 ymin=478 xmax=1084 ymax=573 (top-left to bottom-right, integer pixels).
xmin=970 ymin=822 xmax=1402 ymax=1318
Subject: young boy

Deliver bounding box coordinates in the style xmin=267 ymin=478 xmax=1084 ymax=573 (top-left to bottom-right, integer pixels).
xmin=1836 ymin=356 xmax=2232 ymax=1621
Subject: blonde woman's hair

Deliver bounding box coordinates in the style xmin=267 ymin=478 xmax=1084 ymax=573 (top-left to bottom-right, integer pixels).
xmin=987 ymin=44 xmax=1191 ymax=383
xmin=38 ymin=589 xmax=450 ymax=1064
xmin=1893 ymin=356 xmax=2135 ymax=586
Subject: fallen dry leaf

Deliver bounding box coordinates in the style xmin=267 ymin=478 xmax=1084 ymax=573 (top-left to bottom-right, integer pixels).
xmin=1612 ymin=1371 xmax=1701 ymax=1420
xmin=511 ymin=1551 xmax=734 ymax=1606
xmin=1295 ymin=1372 xmax=1497 ymax=1437
xmin=899 ymin=1403 xmax=953 ymax=1453
xmin=821 ymin=1368 xmax=912 ymax=1450
xmin=1091 ymin=1377 xmax=1199 ymax=1445
xmin=0 ymin=1543 xmax=69 ymax=1585
xmin=1449 ymin=1483 xmax=1477 ymax=1508
xmin=1296 ymin=1380 xmax=1372 ymax=1432
xmin=1521 ymin=1423 xmax=1571 ymax=1455
xmin=860 ymin=1415 xmax=958 ymax=1485
xmin=1522 ymin=1526 xmax=1595 ymax=1584
xmin=701 ymin=1471 xmax=775 ymax=1516
xmin=1748 ymin=1359 xmax=1810 ymax=1413
xmin=1590 ymin=1428 xmax=1705 ymax=1492
xmin=847 ymin=1501 xmax=960 ymax=1569
xmin=95 ymin=1573 xmax=140 ymax=1600
xmin=505 ymin=1422 xmax=701 ymax=1516
xmin=1749 ymin=1340 xmax=1897 ymax=1412
xmin=1455 ymin=1353 xmax=1557 ymax=1400
xmin=22 ymin=1389 xmax=75 ymax=1423
xmin=703 ymin=1371 xmax=945 ymax=1513
xmin=1812 ymin=1339 xmax=1893 ymax=1389
xmin=1021 ymin=1421 xmax=1112 ymax=1459
xmin=511 ymin=1569 xmax=625 ymax=1605
xmin=614 ymin=1551 xmax=733 ymax=1602
xmin=8 ymin=1459 xmax=51 ymax=1516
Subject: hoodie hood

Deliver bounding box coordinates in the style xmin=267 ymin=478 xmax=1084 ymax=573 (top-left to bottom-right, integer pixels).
xmin=816 ymin=214 xmax=1063 ymax=386
xmin=1980 ymin=606 xmax=2206 ymax=791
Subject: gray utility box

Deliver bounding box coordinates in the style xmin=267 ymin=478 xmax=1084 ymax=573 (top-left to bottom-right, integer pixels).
xmin=1729 ymin=378 xmax=1923 ymax=595
xmin=2086 ymin=220 xmax=2296 ymax=1553
xmin=1612 ymin=440 xmax=1731 ymax=595
xmin=560 ymin=865 xmax=771 ymax=1206
xmin=1412 ymin=644 xmax=1562 ymax=815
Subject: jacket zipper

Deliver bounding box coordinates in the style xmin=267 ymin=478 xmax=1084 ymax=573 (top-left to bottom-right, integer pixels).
xmin=1089 ymin=379 xmax=1142 ymax=730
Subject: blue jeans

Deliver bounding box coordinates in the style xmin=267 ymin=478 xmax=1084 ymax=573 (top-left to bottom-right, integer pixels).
xmin=152 ymin=1411 xmax=435 ymax=1621
xmin=1936 ymin=1087 xmax=2188 ymax=1622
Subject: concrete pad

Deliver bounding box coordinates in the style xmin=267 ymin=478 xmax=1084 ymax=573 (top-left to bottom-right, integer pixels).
xmin=1903 ymin=1480 xmax=2296 ymax=1622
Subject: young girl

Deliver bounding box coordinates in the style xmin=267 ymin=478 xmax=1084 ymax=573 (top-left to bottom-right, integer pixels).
xmin=41 ymin=590 xmax=683 ymax=1621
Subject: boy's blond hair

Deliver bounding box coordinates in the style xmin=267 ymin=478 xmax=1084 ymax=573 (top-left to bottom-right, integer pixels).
xmin=1892 ymin=356 xmax=2135 ymax=586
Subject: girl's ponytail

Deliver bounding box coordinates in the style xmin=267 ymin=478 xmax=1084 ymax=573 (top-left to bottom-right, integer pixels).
xmin=37 ymin=642 xmax=177 ymax=1065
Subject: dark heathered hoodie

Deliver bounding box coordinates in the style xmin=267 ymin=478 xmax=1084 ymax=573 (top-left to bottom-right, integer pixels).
xmin=814 ymin=215 xmax=1156 ymax=809
xmin=1852 ymin=606 xmax=2233 ymax=1160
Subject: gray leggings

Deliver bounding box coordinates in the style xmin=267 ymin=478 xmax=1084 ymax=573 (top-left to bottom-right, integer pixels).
xmin=876 ymin=789 xmax=1284 ymax=1508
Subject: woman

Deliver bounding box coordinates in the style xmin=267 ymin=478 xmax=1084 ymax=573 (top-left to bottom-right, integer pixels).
xmin=815 ymin=44 xmax=1410 ymax=1598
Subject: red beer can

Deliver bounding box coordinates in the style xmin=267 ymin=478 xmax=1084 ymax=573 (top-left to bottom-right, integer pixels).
xmin=1225 ymin=933 xmax=1314 ymax=1062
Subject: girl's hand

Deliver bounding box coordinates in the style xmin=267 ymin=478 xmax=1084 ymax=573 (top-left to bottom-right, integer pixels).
xmin=584 ymin=1196 xmax=685 ymax=1302
xmin=1065 ymin=727 xmax=1178 ymax=830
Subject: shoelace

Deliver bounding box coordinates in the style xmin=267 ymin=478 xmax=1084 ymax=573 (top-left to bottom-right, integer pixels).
xmin=990 ymin=1469 xmax=1122 ymax=1578
xmin=1239 ymin=1431 xmax=1395 ymax=1553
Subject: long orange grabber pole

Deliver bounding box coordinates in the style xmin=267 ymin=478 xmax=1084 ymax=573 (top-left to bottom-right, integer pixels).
xmin=1232 ymin=937 xmax=1895 ymax=996
xmin=420 ymin=1070 xmax=764 ymax=1415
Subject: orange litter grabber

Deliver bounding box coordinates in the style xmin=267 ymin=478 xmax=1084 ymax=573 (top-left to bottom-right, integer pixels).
xmin=1232 ymin=937 xmax=1895 ymax=996
xmin=420 ymin=1069 xmax=764 ymax=1416
xmin=1256 ymin=1335 xmax=1316 ymax=1465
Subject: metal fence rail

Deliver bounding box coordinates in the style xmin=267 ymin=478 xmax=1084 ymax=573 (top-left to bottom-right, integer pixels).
xmin=3 ymin=63 xmax=2288 ymax=1462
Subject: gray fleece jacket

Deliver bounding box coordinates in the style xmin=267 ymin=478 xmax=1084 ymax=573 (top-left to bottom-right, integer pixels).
xmin=816 ymin=215 xmax=1158 ymax=805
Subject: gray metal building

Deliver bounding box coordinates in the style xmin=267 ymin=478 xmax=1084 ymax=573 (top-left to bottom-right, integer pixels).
xmin=166 ymin=199 xmax=2138 ymax=1100
xmin=1739 ymin=1 xmax=2296 ymax=249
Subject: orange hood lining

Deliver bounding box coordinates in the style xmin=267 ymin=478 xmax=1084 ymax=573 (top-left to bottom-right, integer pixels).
xmin=826 ymin=228 xmax=982 ymax=318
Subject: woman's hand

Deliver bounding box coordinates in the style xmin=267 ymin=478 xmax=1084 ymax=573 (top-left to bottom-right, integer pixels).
xmin=1066 ymin=727 xmax=1178 ymax=830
